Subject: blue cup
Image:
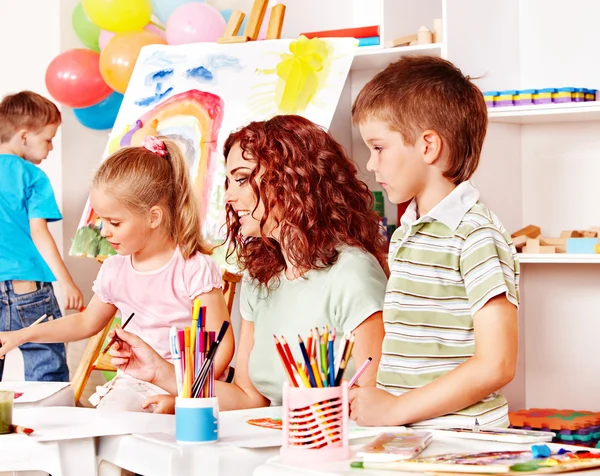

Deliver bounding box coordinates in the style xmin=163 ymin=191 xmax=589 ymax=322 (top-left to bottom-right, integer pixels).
xmin=175 ymin=397 xmax=219 ymax=444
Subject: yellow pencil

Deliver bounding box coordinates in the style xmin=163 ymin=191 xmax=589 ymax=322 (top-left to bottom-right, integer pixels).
xmin=295 ymin=361 xmax=312 ymax=388
xmin=310 ymin=357 xmax=323 ymax=387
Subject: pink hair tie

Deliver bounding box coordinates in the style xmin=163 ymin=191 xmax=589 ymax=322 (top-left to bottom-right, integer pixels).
xmin=142 ymin=136 xmax=168 ymax=158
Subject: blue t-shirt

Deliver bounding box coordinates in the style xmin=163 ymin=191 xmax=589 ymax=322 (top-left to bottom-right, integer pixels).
xmin=0 ymin=154 xmax=62 ymax=282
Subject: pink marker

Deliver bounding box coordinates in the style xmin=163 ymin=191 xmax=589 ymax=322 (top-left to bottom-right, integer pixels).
xmin=348 ymin=357 xmax=372 ymax=388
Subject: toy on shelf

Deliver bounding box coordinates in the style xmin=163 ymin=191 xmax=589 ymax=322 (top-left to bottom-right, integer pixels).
xmin=300 ymin=25 xmax=380 ymax=48
xmin=484 ymin=87 xmax=598 ymax=108
xmin=511 ymin=225 xmax=600 ymax=254
xmin=392 ymin=19 xmax=442 ymax=48
xmin=510 ymin=409 xmax=600 ymax=448
xmin=217 ymin=0 xmax=286 ymax=44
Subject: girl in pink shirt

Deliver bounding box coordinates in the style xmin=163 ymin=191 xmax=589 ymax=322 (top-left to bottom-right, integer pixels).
xmin=0 ymin=136 xmax=234 ymax=411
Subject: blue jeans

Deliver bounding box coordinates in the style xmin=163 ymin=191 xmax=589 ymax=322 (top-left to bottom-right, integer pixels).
xmin=0 ymin=281 xmax=69 ymax=382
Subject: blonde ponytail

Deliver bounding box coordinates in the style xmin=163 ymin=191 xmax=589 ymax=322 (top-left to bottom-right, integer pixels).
xmin=162 ymin=138 xmax=211 ymax=259
xmin=93 ymin=137 xmax=211 ymax=260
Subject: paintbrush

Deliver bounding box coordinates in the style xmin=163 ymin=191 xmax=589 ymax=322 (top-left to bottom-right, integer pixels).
xmin=10 ymin=424 xmax=34 ymax=435
xmin=191 ymin=321 xmax=229 ymax=398
xmin=100 ymin=312 xmax=135 ymax=356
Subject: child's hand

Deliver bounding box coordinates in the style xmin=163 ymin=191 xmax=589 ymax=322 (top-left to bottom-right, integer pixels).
xmin=0 ymin=330 xmax=28 ymax=359
xmin=349 ymin=386 xmax=399 ymax=426
xmin=62 ymin=281 xmax=84 ymax=310
xmin=142 ymin=394 xmax=175 ymax=414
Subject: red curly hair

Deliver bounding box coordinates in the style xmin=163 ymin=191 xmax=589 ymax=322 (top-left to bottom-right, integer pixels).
xmin=224 ymin=115 xmax=388 ymax=289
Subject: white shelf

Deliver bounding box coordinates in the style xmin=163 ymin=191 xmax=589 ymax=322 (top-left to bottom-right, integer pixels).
xmin=488 ymin=102 xmax=600 ymax=124
xmin=518 ymin=253 xmax=600 ymax=264
xmin=351 ymin=43 xmax=443 ymax=71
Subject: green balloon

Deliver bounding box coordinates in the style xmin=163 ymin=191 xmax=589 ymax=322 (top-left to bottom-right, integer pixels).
xmin=72 ymin=2 xmax=101 ymax=52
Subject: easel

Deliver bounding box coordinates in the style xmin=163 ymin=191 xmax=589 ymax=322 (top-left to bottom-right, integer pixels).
xmin=217 ymin=0 xmax=286 ymax=44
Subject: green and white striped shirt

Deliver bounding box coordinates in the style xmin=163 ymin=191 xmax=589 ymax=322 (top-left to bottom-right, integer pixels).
xmin=378 ymin=181 xmax=520 ymax=428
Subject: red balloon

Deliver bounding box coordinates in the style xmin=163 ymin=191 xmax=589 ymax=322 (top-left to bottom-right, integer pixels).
xmin=45 ymin=49 xmax=112 ymax=108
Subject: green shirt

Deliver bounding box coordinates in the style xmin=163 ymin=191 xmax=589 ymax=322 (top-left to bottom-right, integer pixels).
xmin=379 ymin=181 xmax=520 ymax=428
xmin=241 ymin=247 xmax=387 ymax=405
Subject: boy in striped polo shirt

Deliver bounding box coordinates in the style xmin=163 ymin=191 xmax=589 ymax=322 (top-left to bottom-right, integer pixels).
xmin=349 ymin=56 xmax=520 ymax=428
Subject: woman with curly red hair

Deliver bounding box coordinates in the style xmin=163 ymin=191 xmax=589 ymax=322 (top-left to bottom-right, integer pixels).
xmin=106 ymin=115 xmax=388 ymax=412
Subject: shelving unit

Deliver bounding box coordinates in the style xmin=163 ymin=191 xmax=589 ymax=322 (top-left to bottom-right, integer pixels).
xmin=518 ymin=254 xmax=600 ymax=264
xmin=488 ymin=102 xmax=600 ymax=124
xmin=351 ymin=43 xmax=443 ymax=71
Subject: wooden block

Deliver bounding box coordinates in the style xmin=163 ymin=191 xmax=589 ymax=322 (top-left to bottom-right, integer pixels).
xmin=539 ymin=237 xmax=566 ymax=246
xmin=433 ymin=18 xmax=443 ymax=43
xmin=244 ymin=0 xmax=269 ymax=41
xmin=392 ymin=33 xmax=417 ymax=47
xmin=217 ymin=35 xmax=250 ymax=44
xmin=512 ymin=235 xmax=528 ymax=250
xmin=583 ymin=230 xmax=598 ymax=238
xmin=223 ymin=10 xmax=245 ymax=38
xmin=511 ymin=225 xmax=541 ymax=239
xmin=417 ymin=25 xmax=433 ymax=45
xmin=525 ymin=238 xmax=540 ymax=253
xmin=555 ymin=245 xmax=566 ymax=253
xmin=560 ymin=230 xmax=583 ymax=238
xmin=266 ymin=4 xmax=286 ymax=40
xmin=539 ymin=246 xmax=556 ymax=254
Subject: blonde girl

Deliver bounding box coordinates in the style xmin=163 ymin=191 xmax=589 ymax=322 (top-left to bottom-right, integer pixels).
xmin=0 ymin=136 xmax=234 ymax=412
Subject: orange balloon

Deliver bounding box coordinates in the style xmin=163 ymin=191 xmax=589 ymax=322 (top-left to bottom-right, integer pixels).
xmin=99 ymin=30 xmax=166 ymax=93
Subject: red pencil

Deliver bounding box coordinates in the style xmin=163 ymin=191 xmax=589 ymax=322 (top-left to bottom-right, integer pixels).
xmin=11 ymin=424 xmax=33 ymax=435
xmin=274 ymin=335 xmax=298 ymax=387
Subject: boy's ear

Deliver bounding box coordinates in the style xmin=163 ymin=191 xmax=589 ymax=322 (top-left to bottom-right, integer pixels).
xmin=149 ymin=206 xmax=163 ymax=229
xmin=18 ymin=129 xmax=28 ymax=145
xmin=421 ymin=130 xmax=443 ymax=165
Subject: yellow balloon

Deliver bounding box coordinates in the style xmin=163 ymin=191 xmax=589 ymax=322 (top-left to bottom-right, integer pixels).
xmin=83 ymin=0 xmax=152 ymax=33
xmin=99 ymin=30 xmax=166 ymax=94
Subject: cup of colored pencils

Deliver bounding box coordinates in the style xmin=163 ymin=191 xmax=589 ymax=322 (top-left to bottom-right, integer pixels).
xmin=275 ymin=328 xmax=366 ymax=465
xmin=173 ymin=299 xmax=229 ymax=444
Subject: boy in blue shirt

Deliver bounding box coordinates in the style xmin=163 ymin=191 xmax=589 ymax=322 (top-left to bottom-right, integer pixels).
xmin=0 ymin=91 xmax=83 ymax=381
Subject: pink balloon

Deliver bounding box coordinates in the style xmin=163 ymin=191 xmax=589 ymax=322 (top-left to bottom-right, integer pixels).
xmin=166 ymin=2 xmax=226 ymax=45
xmin=99 ymin=23 xmax=165 ymax=50
xmin=258 ymin=6 xmax=271 ymax=40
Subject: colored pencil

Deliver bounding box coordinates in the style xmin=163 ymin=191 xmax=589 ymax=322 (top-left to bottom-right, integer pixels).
xmin=100 ymin=312 xmax=135 ymax=355
xmin=310 ymin=357 xmax=323 ymax=387
xmin=334 ymin=333 xmax=354 ymax=386
xmin=297 ymin=335 xmax=317 ymax=387
xmin=348 ymin=357 xmax=372 ymax=387
xmin=328 ymin=333 xmax=335 ymax=387
xmin=280 ymin=337 xmax=296 ymax=372
xmin=274 ymin=335 xmax=298 ymax=387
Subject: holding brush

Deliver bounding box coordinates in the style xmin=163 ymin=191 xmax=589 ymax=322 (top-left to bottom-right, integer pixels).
xmin=0 ymin=137 xmax=233 ymax=412
xmin=102 ymin=116 xmax=387 ymax=413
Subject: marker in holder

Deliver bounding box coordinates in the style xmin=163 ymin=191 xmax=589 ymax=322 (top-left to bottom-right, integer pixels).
xmin=280 ymin=382 xmax=350 ymax=465
xmin=175 ymin=396 xmax=219 ymax=444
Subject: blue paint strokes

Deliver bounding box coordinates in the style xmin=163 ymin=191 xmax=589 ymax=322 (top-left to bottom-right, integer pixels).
xmin=145 ymin=69 xmax=174 ymax=87
xmin=185 ymin=66 xmax=213 ymax=81
xmin=134 ymin=86 xmax=174 ymax=107
xmin=208 ymin=55 xmax=242 ymax=70
xmin=143 ymin=51 xmax=187 ymax=68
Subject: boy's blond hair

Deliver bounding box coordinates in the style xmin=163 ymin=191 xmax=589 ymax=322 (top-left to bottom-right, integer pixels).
xmin=0 ymin=91 xmax=61 ymax=143
xmin=352 ymin=55 xmax=488 ymax=185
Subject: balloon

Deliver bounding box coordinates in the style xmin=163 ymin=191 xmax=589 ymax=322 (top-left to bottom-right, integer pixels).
xmin=73 ymin=92 xmax=124 ymax=130
xmin=166 ymin=3 xmax=226 ymax=45
xmin=82 ymin=0 xmax=152 ymax=33
xmin=72 ymin=2 xmax=101 ymax=51
xmin=220 ymin=8 xmax=247 ymax=36
xmin=100 ymin=30 xmax=166 ymax=93
xmin=151 ymin=0 xmax=203 ymax=24
xmin=45 ymin=49 xmax=112 ymax=108
xmin=99 ymin=22 xmax=165 ymax=50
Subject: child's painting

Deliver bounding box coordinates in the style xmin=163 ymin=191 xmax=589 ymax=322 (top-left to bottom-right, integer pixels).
xmin=69 ymin=37 xmax=357 ymax=262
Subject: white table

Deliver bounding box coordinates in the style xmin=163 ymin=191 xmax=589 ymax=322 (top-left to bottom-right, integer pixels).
xmin=97 ymin=407 xmax=285 ymax=476
xmin=0 ymin=406 xmax=176 ymax=476
xmin=0 ymin=382 xmax=74 ymax=408
xmin=255 ymin=437 xmax=600 ymax=476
